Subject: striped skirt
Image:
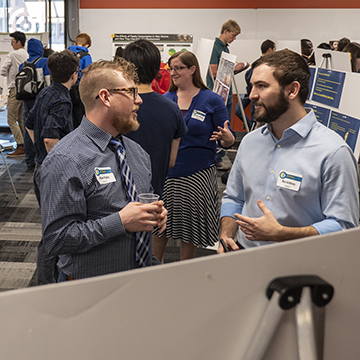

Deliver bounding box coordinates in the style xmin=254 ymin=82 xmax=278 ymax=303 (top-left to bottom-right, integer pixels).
xmin=160 ymin=165 xmax=219 ymax=247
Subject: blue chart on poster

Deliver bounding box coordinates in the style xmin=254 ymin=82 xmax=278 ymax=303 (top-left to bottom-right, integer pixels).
xmin=329 ymin=111 xmax=360 ymax=153
xmin=307 ymin=67 xmax=316 ymax=100
xmin=311 ymin=69 xmax=346 ymax=108
xmin=305 ymin=103 xmax=331 ymax=126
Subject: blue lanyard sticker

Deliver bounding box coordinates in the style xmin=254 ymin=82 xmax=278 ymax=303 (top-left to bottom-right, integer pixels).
xmin=94 ymin=167 xmax=116 ymax=185
xmin=277 ymin=171 xmax=302 ymax=191
xmin=191 ymin=110 xmax=206 ymax=122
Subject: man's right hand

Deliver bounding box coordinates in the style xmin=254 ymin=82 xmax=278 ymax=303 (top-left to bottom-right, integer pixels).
xmin=119 ymin=201 xmax=165 ymax=233
xmin=217 ymin=237 xmax=239 ymax=253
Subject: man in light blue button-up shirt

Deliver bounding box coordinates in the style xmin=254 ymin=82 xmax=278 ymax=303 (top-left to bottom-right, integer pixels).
xmin=219 ymin=49 xmax=359 ymax=251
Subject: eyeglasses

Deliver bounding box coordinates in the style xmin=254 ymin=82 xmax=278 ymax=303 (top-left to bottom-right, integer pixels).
xmin=169 ymin=66 xmax=189 ymax=72
xmin=95 ymin=87 xmax=138 ymax=100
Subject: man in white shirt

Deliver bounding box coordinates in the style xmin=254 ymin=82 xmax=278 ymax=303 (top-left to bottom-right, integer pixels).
xmin=0 ymin=31 xmax=28 ymax=157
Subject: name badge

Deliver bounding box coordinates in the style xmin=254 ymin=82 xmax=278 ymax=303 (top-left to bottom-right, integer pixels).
xmin=94 ymin=167 xmax=116 ymax=184
xmin=276 ymin=171 xmax=302 ymax=191
xmin=191 ymin=110 xmax=206 ymax=122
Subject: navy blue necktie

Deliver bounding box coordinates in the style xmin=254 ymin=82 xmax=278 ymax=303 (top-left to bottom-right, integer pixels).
xmin=110 ymin=138 xmax=151 ymax=267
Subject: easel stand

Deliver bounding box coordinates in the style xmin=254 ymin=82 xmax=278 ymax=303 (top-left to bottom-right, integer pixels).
xmin=232 ymin=72 xmax=249 ymax=133
xmin=319 ymin=53 xmax=332 ymax=69
xmin=242 ymin=275 xmax=334 ymax=360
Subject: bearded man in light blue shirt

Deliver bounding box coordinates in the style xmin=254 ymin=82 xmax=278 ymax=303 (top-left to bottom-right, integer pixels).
xmin=219 ymin=49 xmax=359 ymax=251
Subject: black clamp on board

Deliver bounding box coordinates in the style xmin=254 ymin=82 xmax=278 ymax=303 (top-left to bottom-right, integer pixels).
xmin=322 ymin=53 xmax=332 ymax=59
xmin=266 ymin=275 xmax=334 ymax=310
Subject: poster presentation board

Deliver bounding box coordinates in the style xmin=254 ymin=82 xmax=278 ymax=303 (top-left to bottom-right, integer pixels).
xmin=314 ymin=48 xmax=351 ymax=72
xmin=0 ymin=228 xmax=359 ymax=359
xmin=213 ymin=52 xmax=236 ymax=104
xmin=306 ymin=67 xmax=360 ymax=159
xmin=111 ymin=34 xmax=193 ymax=63
xmin=196 ymin=38 xmax=214 ymax=85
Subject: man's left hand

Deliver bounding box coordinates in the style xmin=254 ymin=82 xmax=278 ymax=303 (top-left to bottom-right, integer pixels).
xmin=235 ymin=199 xmax=283 ymax=242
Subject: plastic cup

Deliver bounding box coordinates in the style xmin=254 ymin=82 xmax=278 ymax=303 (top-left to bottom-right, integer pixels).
xmin=138 ymin=193 xmax=160 ymax=204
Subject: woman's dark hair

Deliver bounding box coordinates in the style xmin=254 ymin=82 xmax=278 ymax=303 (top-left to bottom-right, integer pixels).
xmin=168 ymin=51 xmax=207 ymax=91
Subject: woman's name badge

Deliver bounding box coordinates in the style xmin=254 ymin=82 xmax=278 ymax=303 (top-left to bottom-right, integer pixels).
xmin=94 ymin=167 xmax=116 ymax=184
xmin=276 ymin=171 xmax=302 ymax=191
xmin=191 ymin=110 xmax=206 ymax=122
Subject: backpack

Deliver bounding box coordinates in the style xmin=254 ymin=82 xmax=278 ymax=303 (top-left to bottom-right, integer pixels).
xmin=15 ymin=57 xmax=41 ymax=100
xmin=152 ymin=62 xmax=171 ymax=95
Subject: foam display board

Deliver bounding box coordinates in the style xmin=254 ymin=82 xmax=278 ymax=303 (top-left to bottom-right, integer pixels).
xmin=0 ymin=228 xmax=359 ymax=359
xmin=196 ymin=38 xmax=214 ymax=85
xmin=306 ymin=68 xmax=360 ymax=159
xmin=314 ymin=48 xmax=351 ymax=72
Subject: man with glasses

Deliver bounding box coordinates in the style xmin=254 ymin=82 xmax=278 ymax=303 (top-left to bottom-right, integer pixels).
xmin=0 ymin=31 xmax=28 ymax=157
xmin=25 ymin=49 xmax=79 ymax=285
xmin=39 ymin=59 xmax=167 ymax=281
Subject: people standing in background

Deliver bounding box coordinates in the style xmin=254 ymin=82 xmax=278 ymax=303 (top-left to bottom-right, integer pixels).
xmin=337 ymin=37 xmax=351 ymax=52
xmin=0 ymin=31 xmax=28 ymax=157
xmin=154 ymin=51 xmax=235 ymax=262
xmin=43 ymin=47 xmax=54 ymax=58
xmin=300 ymin=39 xmax=315 ymax=65
xmin=122 ymin=39 xmax=187 ymax=197
xmin=342 ymin=42 xmax=360 ymax=73
xmin=20 ymin=38 xmax=51 ymax=169
xmin=68 ymin=33 xmax=93 ymax=128
xmin=68 ymin=33 xmax=92 ymax=79
xmin=207 ymin=20 xmax=249 ymax=170
xmin=25 ymin=50 xmax=79 ymax=285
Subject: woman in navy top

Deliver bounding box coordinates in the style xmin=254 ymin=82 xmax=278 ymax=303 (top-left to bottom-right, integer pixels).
xmin=153 ymin=51 xmax=235 ymax=261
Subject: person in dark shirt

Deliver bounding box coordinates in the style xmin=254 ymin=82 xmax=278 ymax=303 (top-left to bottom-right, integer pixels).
xmin=25 ymin=49 xmax=79 ymax=285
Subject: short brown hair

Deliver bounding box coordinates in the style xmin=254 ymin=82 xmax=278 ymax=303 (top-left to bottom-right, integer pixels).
xmin=221 ymin=20 xmax=241 ymax=35
xmin=79 ymin=58 xmax=138 ymax=112
xmin=168 ymin=51 xmax=207 ymax=92
xmin=252 ymin=49 xmax=310 ymax=105
xmin=75 ymin=33 xmax=92 ymax=47
xmin=47 ymin=50 xmax=79 ymax=83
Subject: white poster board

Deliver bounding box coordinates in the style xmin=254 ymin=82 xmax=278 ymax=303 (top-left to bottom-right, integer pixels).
xmin=0 ymin=228 xmax=359 ymax=359
xmin=196 ymin=38 xmax=214 ymax=85
xmin=277 ymin=40 xmax=301 ymax=54
xmin=213 ymin=52 xmax=236 ymax=104
xmin=314 ymin=48 xmax=351 ymax=72
xmin=306 ymin=68 xmax=360 ymax=159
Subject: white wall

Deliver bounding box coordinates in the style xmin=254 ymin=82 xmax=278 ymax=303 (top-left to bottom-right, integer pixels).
xmin=80 ymin=8 xmax=360 ymax=62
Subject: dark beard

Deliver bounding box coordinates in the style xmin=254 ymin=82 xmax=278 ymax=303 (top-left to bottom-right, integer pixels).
xmin=253 ymin=89 xmax=290 ymax=124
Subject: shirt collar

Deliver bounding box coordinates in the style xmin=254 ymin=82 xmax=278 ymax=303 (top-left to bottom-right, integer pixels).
xmin=80 ymin=117 xmax=113 ymax=152
xmin=215 ymin=37 xmax=229 ymax=49
xmin=261 ymin=109 xmax=316 ymax=139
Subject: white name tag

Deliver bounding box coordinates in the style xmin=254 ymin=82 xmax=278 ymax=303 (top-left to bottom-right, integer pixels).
xmin=191 ymin=110 xmax=206 ymax=122
xmin=94 ymin=167 xmax=116 ymax=184
xmin=276 ymin=170 xmax=302 ymax=191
